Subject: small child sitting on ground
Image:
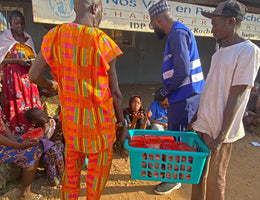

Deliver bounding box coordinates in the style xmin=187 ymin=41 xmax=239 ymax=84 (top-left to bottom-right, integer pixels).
xmin=123 ymin=95 xmax=152 ymax=129
xmin=148 ymin=97 xmax=168 ymax=131
xmin=25 ymin=108 xmax=65 ymax=186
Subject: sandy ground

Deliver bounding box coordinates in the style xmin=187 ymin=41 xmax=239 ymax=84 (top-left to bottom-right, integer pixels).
xmin=1 ymin=84 xmax=260 ymax=200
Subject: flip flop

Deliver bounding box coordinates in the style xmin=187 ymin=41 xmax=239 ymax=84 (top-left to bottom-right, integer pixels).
xmin=18 ymin=194 xmax=44 ymax=200
xmin=31 ymin=194 xmax=44 ymax=200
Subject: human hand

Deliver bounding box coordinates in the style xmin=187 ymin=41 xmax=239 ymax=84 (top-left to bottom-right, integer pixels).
xmin=162 ymin=122 xmax=168 ymax=128
xmin=134 ymin=112 xmax=144 ymax=119
xmin=50 ymin=80 xmax=58 ymax=91
xmin=153 ymin=88 xmax=166 ymax=102
xmin=212 ymin=135 xmax=223 ymax=156
xmin=19 ymin=138 xmax=38 ymax=148
xmin=146 ymin=110 xmax=152 ymax=118
xmin=18 ymin=59 xmax=31 ymax=68
xmin=204 ymin=134 xmax=222 ymax=156
xmin=185 ymin=123 xmax=194 ymax=132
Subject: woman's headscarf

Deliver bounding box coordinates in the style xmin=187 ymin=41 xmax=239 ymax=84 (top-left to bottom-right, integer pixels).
xmin=123 ymin=95 xmax=145 ymax=116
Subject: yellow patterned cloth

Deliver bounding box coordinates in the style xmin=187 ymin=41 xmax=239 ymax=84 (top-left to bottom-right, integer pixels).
xmin=41 ymin=95 xmax=60 ymax=118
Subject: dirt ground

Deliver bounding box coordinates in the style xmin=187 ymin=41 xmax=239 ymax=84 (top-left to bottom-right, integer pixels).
xmin=1 ymin=84 xmax=260 ymax=200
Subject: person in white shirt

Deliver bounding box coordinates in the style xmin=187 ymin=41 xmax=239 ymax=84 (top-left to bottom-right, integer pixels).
xmin=189 ymin=1 xmax=260 ymax=200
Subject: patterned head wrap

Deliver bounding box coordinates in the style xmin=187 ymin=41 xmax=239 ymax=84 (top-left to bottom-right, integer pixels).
xmin=148 ymin=0 xmax=171 ymax=20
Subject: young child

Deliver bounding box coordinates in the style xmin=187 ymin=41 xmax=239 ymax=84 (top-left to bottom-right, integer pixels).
xmin=148 ymin=97 xmax=168 ymax=131
xmin=0 ymin=106 xmax=43 ymax=200
xmin=25 ymin=108 xmax=65 ymax=186
xmin=123 ymin=95 xmax=152 ymax=129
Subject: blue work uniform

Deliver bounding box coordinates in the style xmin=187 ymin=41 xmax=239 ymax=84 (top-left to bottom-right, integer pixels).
xmin=161 ymin=22 xmax=205 ymax=131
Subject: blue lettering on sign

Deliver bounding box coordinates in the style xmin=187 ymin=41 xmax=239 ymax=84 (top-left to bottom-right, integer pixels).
xmin=244 ymin=15 xmax=260 ymax=23
xmin=129 ymin=0 xmax=137 ymax=7
xmin=105 ymin=0 xmax=137 ymax=7
xmin=176 ymin=6 xmax=191 ymax=14
xmin=142 ymin=0 xmax=156 ymax=9
xmin=195 ymin=7 xmax=211 ymax=15
xmin=121 ymin=0 xmax=127 ymax=6
xmin=106 ymin=0 xmax=117 ymax=4
xmin=196 ymin=6 xmax=260 ymax=24
xmin=49 ymin=0 xmax=74 ymax=18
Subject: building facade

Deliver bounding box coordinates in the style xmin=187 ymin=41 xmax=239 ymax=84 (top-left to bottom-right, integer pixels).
xmin=0 ymin=0 xmax=259 ymax=84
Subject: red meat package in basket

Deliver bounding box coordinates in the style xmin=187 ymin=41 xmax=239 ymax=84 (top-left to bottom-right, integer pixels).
xmin=145 ymin=135 xmax=161 ymax=149
xmin=177 ymin=142 xmax=196 ymax=152
xmin=22 ymin=127 xmax=44 ymax=140
xmin=130 ymin=135 xmax=146 ymax=148
xmin=160 ymin=136 xmax=177 ymax=150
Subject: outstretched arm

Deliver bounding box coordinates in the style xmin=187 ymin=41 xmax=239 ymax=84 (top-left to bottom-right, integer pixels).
xmin=149 ymin=118 xmax=168 ymax=128
xmin=0 ymin=124 xmax=38 ymax=149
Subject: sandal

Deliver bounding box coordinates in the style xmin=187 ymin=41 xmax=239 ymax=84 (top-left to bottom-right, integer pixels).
xmin=31 ymin=194 xmax=44 ymax=200
xmin=18 ymin=194 xmax=44 ymax=200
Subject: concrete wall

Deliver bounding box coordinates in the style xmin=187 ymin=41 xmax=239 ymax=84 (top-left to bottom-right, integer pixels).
xmin=116 ymin=32 xmax=217 ymax=84
xmin=112 ymin=33 xmax=260 ymax=84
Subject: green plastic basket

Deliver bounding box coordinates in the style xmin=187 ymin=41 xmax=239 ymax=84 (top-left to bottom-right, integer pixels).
xmin=124 ymin=130 xmax=210 ymax=184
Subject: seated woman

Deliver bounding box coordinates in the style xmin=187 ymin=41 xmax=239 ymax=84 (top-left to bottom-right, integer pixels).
xmin=0 ymin=107 xmax=43 ymax=200
xmin=25 ymin=108 xmax=65 ymax=186
xmin=148 ymin=98 xmax=168 ymax=131
xmin=123 ymin=95 xmax=152 ymax=129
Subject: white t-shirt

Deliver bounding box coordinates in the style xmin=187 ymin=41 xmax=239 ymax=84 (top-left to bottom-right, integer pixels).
xmin=193 ymin=40 xmax=260 ymax=143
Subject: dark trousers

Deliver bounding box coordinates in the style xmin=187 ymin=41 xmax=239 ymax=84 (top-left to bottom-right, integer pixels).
xmin=168 ymin=93 xmax=201 ymax=131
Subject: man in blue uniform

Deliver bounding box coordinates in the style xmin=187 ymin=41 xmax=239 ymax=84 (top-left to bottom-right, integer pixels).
xmin=148 ymin=0 xmax=205 ymax=195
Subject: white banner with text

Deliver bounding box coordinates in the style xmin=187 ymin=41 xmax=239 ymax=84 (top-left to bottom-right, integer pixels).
xmin=32 ymin=0 xmax=260 ymax=40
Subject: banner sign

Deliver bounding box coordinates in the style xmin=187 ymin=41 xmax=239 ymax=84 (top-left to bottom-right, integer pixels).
xmin=32 ymin=0 xmax=260 ymax=40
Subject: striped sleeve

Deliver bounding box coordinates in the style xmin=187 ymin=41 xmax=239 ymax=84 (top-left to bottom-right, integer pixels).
xmin=41 ymin=25 xmax=61 ymax=80
xmin=97 ymin=31 xmax=123 ymax=64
